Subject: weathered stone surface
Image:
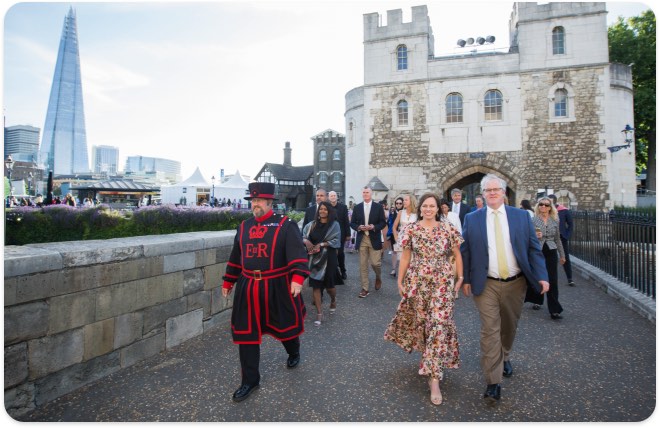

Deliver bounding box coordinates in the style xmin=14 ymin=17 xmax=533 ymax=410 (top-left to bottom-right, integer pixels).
xmin=84 ymin=319 xmax=115 ymax=361
xmin=96 ymin=281 xmax=138 ymax=320
xmin=186 ymin=290 xmax=211 ymax=317
xmin=120 ymin=333 xmax=165 ymax=368
xmin=4 ymin=270 xmax=62 ymax=306
xmin=3 ymin=246 xmax=62 ymax=277
xmin=203 ymin=263 xmax=226 ymax=291
xmin=5 ymin=342 xmax=28 ymax=388
xmin=141 ymin=233 xmax=205 ymax=257
xmin=163 ymin=252 xmax=195 ymax=274
xmin=28 ymin=329 xmax=84 ymax=379
xmin=142 ymin=298 xmax=187 ymax=335
xmin=166 ymin=309 xmax=203 ymax=349
xmin=183 ymin=268 xmax=204 ymax=295
xmin=48 ymin=291 xmax=96 ymax=335
xmin=135 ymin=272 xmax=184 ymax=309
xmin=28 ymin=240 xmax=144 ymax=268
xmin=195 ymin=249 xmax=216 ymax=268
xmin=114 ymin=312 xmax=144 ymax=349
xmin=4 ymin=382 xmax=36 ymax=419
xmin=4 ymin=301 xmax=49 ymax=345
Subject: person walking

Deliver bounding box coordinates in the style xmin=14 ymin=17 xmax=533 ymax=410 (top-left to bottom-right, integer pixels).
xmin=384 ymin=193 xmax=464 ymax=406
xmin=350 ymin=186 xmax=387 ymax=298
xmin=302 ymin=201 xmax=343 ymax=325
xmin=439 ymin=198 xmax=462 ymax=234
xmin=470 ymin=195 xmax=485 ymax=212
xmin=387 ymin=197 xmax=404 ymax=276
xmin=460 ymin=173 xmax=549 ymax=405
xmin=392 ymin=194 xmax=418 ymax=275
xmin=526 ymin=197 xmax=566 ymax=319
xmin=221 ymin=182 xmax=309 ymax=403
xmin=549 ymin=194 xmax=575 ymax=286
xmin=450 ymin=188 xmax=469 ymax=225
xmin=520 ymin=199 xmax=535 ymax=218
xmin=303 ymin=188 xmax=327 ymax=228
xmin=328 ymin=191 xmax=350 ymax=279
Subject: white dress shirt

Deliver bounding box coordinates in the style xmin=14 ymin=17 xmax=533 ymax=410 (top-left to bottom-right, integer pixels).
xmin=486 ymin=205 xmax=521 ymax=279
xmin=363 ymin=201 xmax=372 ymax=234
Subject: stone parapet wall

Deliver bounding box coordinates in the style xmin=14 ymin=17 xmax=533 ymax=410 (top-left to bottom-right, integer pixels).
xmin=4 ymin=231 xmax=236 ymax=418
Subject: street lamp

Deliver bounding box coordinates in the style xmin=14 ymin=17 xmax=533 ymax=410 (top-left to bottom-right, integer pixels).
xmin=5 ymin=155 xmax=15 ymax=197
xmin=211 ymin=175 xmax=215 ymax=207
xmin=608 ymin=124 xmax=635 ymax=153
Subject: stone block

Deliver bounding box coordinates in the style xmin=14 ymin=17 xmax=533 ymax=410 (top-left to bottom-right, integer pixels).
xmin=183 ymin=268 xmax=204 ymax=295
xmin=204 ymin=263 xmax=226 ymax=291
xmin=29 ymin=239 xmax=143 ymax=268
xmin=166 ymin=308 xmax=203 ymax=349
xmin=84 ymin=318 xmax=115 ymax=361
xmin=141 ymin=234 xmax=204 ymax=258
xmin=34 ymin=351 xmax=120 ymax=407
xmin=142 ymin=297 xmax=187 ymax=335
xmin=4 ymin=245 xmax=62 ymax=277
xmin=28 ymin=329 xmax=84 ymax=379
xmin=163 ymin=252 xmax=196 ymax=273
xmin=114 ymin=312 xmax=144 ymax=349
xmin=211 ymin=286 xmax=231 ymax=315
xmin=48 ymin=291 xmax=97 ymax=335
xmin=5 ymin=342 xmax=28 ymax=388
xmin=4 ymin=270 xmax=62 ymax=306
xmin=4 ymin=382 xmax=36 ymax=419
xmin=203 ymin=308 xmax=231 ymax=333
xmin=186 ymin=290 xmax=211 ymax=317
xmin=195 ymin=249 xmax=216 ymax=267
xmin=135 ymin=272 xmax=183 ymax=309
xmin=120 ymin=332 xmax=165 ymax=368
xmin=95 ymin=281 xmax=138 ymax=320
xmin=4 ymin=301 xmax=49 ymax=345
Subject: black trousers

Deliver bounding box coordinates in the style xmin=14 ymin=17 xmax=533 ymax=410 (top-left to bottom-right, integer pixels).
xmin=239 ymin=337 xmax=300 ymax=386
xmin=543 ymin=244 xmax=563 ymax=314
xmin=560 ymin=236 xmax=573 ymax=281
xmin=337 ymin=244 xmax=346 ymax=274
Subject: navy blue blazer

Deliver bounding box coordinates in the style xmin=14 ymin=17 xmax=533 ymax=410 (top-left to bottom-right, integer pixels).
xmin=460 ymin=205 xmax=548 ymax=296
xmin=349 ymin=201 xmax=387 ymax=250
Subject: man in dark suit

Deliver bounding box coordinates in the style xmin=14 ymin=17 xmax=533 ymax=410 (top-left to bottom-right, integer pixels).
xmin=549 ymin=194 xmax=575 ymax=286
xmin=451 ymin=188 xmax=470 ymax=225
xmin=461 ymin=173 xmax=549 ymax=405
xmin=303 ymin=188 xmax=327 ymax=228
xmin=328 ymin=191 xmax=350 ymax=279
xmin=350 ymin=186 xmax=387 ymax=298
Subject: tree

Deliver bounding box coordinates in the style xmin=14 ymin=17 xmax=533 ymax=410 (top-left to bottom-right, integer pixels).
xmin=608 ymin=10 xmax=656 ymax=191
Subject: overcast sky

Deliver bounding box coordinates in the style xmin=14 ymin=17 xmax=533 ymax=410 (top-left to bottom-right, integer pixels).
xmin=2 ymin=0 xmax=652 ymax=182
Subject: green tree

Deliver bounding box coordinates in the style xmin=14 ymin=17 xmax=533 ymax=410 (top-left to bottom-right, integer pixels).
xmin=608 ymin=10 xmax=656 ymax=191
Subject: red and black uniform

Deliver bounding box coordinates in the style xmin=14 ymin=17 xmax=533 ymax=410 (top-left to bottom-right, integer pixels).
xmin=222 ymin=209 xmax=309 ymax=386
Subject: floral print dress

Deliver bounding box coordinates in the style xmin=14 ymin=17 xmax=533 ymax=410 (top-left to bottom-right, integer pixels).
xmin=384 ymin=220 xmax=464 ymax=380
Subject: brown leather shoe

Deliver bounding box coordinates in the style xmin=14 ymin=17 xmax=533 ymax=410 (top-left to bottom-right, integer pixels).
xmin=375 ymin=279 xmax=382 ymax=290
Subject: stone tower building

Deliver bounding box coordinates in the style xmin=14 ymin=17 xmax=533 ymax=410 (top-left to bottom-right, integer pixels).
xmin=311 ymin=129 xmax=346 ymax=201
xmin=344 ymin=2 xmax=636 ymax=210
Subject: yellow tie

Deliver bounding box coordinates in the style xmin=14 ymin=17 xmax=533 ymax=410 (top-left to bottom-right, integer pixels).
xmin=493 ymin=210 xmax=510 ymax=279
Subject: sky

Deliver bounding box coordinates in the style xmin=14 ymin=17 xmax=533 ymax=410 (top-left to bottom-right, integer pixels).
xmin=2 ymin=0 xmax=653 ymax=182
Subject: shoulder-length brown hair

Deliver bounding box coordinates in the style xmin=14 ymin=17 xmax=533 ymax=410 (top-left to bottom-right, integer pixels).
xmin=416 ymin=193 xmax=442 ymax=221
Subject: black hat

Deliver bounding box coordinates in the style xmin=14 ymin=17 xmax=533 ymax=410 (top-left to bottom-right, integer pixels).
xmin=244 ymin=182 xmax=277 ymax=200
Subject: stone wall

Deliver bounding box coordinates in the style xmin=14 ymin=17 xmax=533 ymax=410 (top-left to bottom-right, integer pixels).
xmin=4 ymin=231 xmax=236 ymax=418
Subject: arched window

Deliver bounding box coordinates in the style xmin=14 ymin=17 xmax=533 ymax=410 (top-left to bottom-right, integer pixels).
xmin=552 ymin=26 xmax=565 ymax=55
xmin=332 ymin=149 xmax=341 ymax=160
xmin=397 ymin=45 xmax=408 ymax=70
xmin=446 ymin=93 xmax=463 ymax=123
xmin=554 ymin=89 xmax=568 ymax=117
xmin=319 ymin=150 xmax=327 ymax=161
xmin=397 ymin=100 xmax=409 ymax=126
xmin=319 ymin=172 xmax=328 ymax=184
xmin=333 ymin=172 xmax=341 ymax=183
xmin=484 ymin=90 xmax=503 ymax=121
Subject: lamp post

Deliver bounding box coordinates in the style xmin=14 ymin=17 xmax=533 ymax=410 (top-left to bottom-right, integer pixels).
xmin=5 ymin=155 xmax=15 ymax=202
xmin=211 ymin=175 xmax=215 ymax=207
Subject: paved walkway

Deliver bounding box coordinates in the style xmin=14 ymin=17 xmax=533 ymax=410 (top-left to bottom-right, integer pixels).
xmin=16 ymin=250 xmax=656 ymax=422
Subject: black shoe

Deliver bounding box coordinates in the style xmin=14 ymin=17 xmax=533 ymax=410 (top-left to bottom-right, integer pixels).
xmin=551 ymin=313 xmax=563 ymax=320
xmin=341 ymin=271 xmax=347 ymax=280
xmin=532 ymin=304 xmax=541 ymax=310
xmin=286 ymin=353 xmax=300 ymax=369
xmin=483 ymin=384 xmax=501 ymax=404
xmin=567 ymin=280 xmax=575 ymax=286
xmin=232 ymin=383 xmax=259 ymax=402
xmin=503 ymin=361 xmax=513 ymax=378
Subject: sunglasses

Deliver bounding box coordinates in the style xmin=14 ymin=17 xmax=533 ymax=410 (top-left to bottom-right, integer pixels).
xmin=538 ymin=203 xmax=551 ymax=207
xmin=395 ymin=202 xmax=403 ymax=205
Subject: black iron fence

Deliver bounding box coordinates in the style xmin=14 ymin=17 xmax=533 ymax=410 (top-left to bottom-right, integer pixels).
xmin=571 ymin=210 xmax=656 ymax=299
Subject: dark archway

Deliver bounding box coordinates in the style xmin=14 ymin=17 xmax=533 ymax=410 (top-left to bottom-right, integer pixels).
xmin=444 ymin=172 xmax=517 ymax=207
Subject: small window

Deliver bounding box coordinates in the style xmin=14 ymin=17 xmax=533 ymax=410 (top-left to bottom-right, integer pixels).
xmin=554 ymin=89 xmax=568 ymax=117
xmin=332 ymin=149 xmax=341 ymax=160
xmin=333 ymin=172 xmax=341 ymax=183
xmin=319 ymin=172 xmax=328 ymax=184
xmin=319 ymin=150 xmax=327 ymax=161
xmin=552 ymin=27 xmax=565 ymax=55
xmin=397 ymin=100 xmax=409 ymax=126
xmin=446 ymin=93 xmax=463 ymax=123
xmin=484 ymin=90 xmax=503 ymax=121
xmin=397 ymin=45 xmax=408 ymax=70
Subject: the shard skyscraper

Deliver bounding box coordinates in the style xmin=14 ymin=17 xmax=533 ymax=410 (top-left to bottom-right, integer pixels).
xmin=39 ymin=7 xmax=90 ymax=175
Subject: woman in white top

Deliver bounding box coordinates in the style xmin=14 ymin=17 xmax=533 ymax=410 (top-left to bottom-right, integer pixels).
xmin=439 ymin=199 xmax=462 ymax=234
xmin=520 ymin=199 xmax=535 ymax=218
xmin=392 ymin=194 xmax=418 ymax=275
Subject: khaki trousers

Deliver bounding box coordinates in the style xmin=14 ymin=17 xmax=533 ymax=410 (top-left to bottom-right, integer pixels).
xmin=473 ymin=275 xmax=527 ymax=385
xmin=359 ymin=236 xmax=382 ymax=291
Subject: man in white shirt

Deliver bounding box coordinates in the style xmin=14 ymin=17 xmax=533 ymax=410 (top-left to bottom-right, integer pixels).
xmin=451 ymin=188 xmax=469 ymax=225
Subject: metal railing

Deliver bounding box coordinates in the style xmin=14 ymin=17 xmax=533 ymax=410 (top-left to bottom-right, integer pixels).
xmin=571 ymin=210 xmax=656 ymax=299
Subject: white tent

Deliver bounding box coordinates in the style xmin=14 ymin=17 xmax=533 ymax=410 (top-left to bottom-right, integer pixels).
xmin=215 ymin=170 xmax=249 ymax=204
xmin=160 ymin=167 xmax=211 ymax=206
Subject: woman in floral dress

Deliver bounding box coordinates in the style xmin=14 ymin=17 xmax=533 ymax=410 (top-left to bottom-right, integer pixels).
xmin=384 ymin=193 xmax=464 ymax=406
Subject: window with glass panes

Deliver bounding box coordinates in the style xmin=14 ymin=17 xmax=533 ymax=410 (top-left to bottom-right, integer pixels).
xmin=484 ymin=90 xmax=503 ymax=121
xmin=446 ymin=93 xmax=463 ymax=123
xmin=397 ymin=100 xmax=409 ymax=126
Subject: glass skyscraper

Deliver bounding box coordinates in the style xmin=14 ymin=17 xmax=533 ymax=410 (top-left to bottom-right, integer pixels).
xmin=39 ymin=7 xmax=90 ymax=175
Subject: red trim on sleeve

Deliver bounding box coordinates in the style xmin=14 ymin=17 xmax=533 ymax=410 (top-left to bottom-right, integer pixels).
xmin=291 ymin=274 xmax=305 ymax=285
xmin=222 ymin=281 xmax=234 ymax=290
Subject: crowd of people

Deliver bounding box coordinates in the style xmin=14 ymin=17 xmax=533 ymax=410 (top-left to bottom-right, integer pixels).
xmin=5 ymin=192 xmax=87 ymax=208
xmin=220 ymin=176 xmax=575 ymax=407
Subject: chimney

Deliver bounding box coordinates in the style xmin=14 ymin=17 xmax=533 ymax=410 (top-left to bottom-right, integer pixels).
xmin=283 ymin=141 xmax=292 ymax=167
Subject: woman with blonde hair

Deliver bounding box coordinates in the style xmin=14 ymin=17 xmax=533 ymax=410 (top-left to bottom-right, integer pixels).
xmin=525 ymin=196 xmax=566 ymax=319
xmin=391 ymin=194 xmax=418 ymax=274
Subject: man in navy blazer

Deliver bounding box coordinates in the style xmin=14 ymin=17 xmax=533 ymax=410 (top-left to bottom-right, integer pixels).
xmin=303 ymin=188 xmax=327 ymax=228
xmin=350 ymin=186 xmax=387 ymax=298
xmin=461 ymin=173 xmax=549 ymax=405
xmin=451 ymin=188 xmax=470 ymax=225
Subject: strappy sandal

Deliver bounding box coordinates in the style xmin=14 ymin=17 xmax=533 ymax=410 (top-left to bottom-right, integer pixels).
xmin=429 ymin=378 xmax=443 ymax=405
xmin=329 ymin=300 xmax=337 ymax=313
xmin=314 ymin=313 xmax=322 ymax=326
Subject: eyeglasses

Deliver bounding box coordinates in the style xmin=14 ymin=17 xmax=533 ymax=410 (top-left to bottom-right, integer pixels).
xmin=395 ymin=202 xmax=403 ymax=205
xmin=538 ymin=203 xmax=551 ymax=207
xmin=483 ymin=188 xmax=503 ymax=193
